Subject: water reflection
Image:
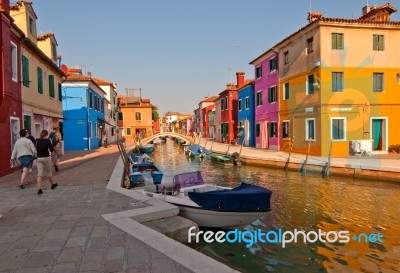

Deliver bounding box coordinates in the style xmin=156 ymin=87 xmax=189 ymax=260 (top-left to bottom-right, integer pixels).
xmin=151 ymin=139 xmax=400 ymax=273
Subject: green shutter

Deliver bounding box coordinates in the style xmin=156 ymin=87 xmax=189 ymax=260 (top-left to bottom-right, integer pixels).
xmin=37 ymin=67 xmax=43 ymax=93
xmin=48 ymin=75 xmax=55 ymax=97
xmin=22 ymin=55 xmax=30 ymax=87
xmin=373 ymin=35 xmax=378 ymax=50
xmin=58 ymin=83 xmax=62 ymax=101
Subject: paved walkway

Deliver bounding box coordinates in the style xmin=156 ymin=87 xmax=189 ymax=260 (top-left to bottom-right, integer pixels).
xmin=0 ymin=141 xmax=194 ymax=273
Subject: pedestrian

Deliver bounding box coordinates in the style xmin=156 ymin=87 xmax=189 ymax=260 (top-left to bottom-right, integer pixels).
xmin=35 ymin=130 xmax=58 ymax=195
xmin=26 ymin=131 xmax=36 ymax=173
xmin=49 ymin=126 xmax=62 ymax=171
xmin=10 ymin=129 xmax=37 ymax=189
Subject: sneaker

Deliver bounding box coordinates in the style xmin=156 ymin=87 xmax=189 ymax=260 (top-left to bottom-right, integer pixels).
xmin=54 ymin=165 xmax=59 ymax=172
xmin=38 ymin=189 xmax=43 ymax=195
xmin=51 ymin=183 xmax=58 ymax=190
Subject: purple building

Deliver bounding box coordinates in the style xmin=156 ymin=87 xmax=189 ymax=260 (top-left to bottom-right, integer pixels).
xmin=250 ymin=51 xmax=280 ymax=150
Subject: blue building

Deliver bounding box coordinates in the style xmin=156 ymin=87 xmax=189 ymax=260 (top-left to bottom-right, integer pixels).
xmin=237 ymin=80 xmax=255 ymax=147
xmin=62 ymin=69 xmax=106 ymax=150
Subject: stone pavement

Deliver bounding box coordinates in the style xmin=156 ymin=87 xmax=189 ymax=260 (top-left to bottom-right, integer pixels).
xmin=0 ymin=141 xmax=194 ymax=273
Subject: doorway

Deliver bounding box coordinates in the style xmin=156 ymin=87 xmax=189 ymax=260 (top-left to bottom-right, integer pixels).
xmin=370 ymin=117 xmax=387 ymax=152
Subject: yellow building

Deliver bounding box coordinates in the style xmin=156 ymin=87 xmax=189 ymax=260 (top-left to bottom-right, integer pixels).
xmin=277 ymin=3 xmax=400 ymax=156
xmin=10 ymin=1 xmax=65 ymax=138
xmin=117 ymin=96 xmax=153 ymax=140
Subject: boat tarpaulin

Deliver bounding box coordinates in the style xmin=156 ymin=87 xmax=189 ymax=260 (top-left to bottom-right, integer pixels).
xmin=188 ymin=183 xmax=272 ymax=212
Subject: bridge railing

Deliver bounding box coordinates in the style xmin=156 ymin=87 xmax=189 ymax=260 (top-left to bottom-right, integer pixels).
xmin=139 ymin=132 xmax=194 ymax=145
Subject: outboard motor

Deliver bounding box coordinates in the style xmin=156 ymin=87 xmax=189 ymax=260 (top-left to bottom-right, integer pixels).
xmin=230 ymin=152 xmax=240 ymax=165
xmin=198 ymin=148 xmax=205 ymax=158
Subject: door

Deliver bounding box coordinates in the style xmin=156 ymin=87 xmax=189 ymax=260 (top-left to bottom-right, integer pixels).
xmin=260 ymin=121 xmax=269 ymax=149
xmin=244 ymin=120 xmax=250 ymax=146
xmin=372 ymin=119 xmax=383 ymax=150
xmin=221 ymin=123 xmax=228 ymax=142
xmin=23 ymin=115 xmax=31 ymax=132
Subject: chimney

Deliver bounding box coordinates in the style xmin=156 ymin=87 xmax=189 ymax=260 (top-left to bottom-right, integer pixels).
xmin=87 ymin=71 xmax=92 ymax=79
xmin=307 ymin=11 xmax=323 ymax=23
xmin=0 ymin=0 xmax=10 ymax=13
xmin=362 ymin=5 xmax=373 ymax=15
xmin=236 ymin=72 xmax=245 ymax=88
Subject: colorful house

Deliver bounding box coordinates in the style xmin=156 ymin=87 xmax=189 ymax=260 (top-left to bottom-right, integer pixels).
xmin=0 ymin=0 xmax=23 ymax=176
xmin=117 ymin=95 xmax=153 ymax=140
xmin=198 ymin=96 xmax=219 ymax=137
xmin=62 ymin=69 xmax=106 ymax=150
xmin=237 ymin=80 xmax=255 ymax=147
xmin=268 ymin=3 xmax=400 ymax=156
xmin=250 ymin=52 xmax=280 ymax=149
xmin=10 ymin=1 xmax=65 ymax=138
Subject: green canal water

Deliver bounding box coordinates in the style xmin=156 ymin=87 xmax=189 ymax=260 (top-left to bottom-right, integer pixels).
xmin=150 ymin=139 xmax=400 ymax=273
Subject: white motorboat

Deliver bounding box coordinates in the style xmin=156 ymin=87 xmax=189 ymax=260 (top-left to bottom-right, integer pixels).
xmin=135 ymin=171 xmax=272 ymax=228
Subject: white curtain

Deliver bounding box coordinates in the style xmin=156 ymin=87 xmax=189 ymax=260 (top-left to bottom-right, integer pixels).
xmin=260 ymin=121 xmax=269 ymax=149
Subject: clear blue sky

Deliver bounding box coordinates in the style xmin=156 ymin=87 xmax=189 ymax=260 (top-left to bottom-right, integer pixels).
xmin=32 ymin=0 xmax=400 ymax=115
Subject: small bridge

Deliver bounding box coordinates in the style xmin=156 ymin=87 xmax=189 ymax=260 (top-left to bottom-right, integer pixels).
xmin=140 ymin=132 xmax=196 ymax=145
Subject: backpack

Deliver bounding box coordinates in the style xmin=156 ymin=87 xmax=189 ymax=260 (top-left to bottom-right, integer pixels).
xmin=49 ymin=132 xmax=59 ymax=147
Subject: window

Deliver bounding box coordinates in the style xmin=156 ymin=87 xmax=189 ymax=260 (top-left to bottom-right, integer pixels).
xmin=89 ymin=93 xmax=93 ymax=108
xmin=48 ymin=75 xmax=55 ymax=98
xmin=37 ymin=67 xmax=43 ymax=93
xmin=268 ymin=86 xmax=277 ymax=103
xmin=269 ymin=122 xmax=277 ymax=138
xmin=284 ymin=82 xmax=289 ymax=100
xmin=332 ymin=72 xmax=344 ymax=92
xmin=256 ymin=65 xmax=262 ymax=78
xmin=22 ymin=55 xmax=30 ymax=87
xmin=225 ymin=97 xmax=229 ymax=110
xmin=245 ymin=97 xmax=249 ymax=109
xmin=284 ymin=51 xmax=289 ymax=65
xmin=95 ymin=122 xmax=98 ymax=138
xmin=11 ymin=42 xmax=18 ymax=82
xmin=282 ymin=121 xmax=290 ymax=139
xmin=28 ymin=16 xmax=36 ymax=35
xmin=373 ymin=73 xmax=384 ymax=92
xmin=306 ymin=74 xmax=315 ymax=95
xmin=331 ymin=118 xmax=346 ymax=140
xmin=332 ymin=33 xmax=344 ymax=49
xmin=58 ymin=82 xmax=62 ymax=102
xmin=306 ymin=118 xmax=315 ymax=140
xmin=89 ymin=121 xmax=92 ymax=137
xmin=269 ymin=57 xmax=277 ymax=72
xmin=373 ymin=35 xmax=384 ymax=51
xmin=256 ymin=91 xmax=262 ymax=106
xmin=238 ymin=99 xmax=242 ymax=111
xmin=118 ymin=112 xmax=123 ymax=120
xmin=307 ymin=37 xmax=314 ymax=54
xmin=126 ymin=128 xmax=131 ymax=135
xmin=135 ymin=112 xmax=142 ymax=121
xmin=256 ymin=123 xmax=260 ymax=137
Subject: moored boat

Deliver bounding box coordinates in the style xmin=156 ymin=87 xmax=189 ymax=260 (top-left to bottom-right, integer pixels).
xmin=130 ymin=162 xmax=163 ymax=187
xmin=136 ymin=171 xmax=272 ymax=228
xmin=185 ymin=144 xmax=211 ymax=158
xmin=210 ymin=152 xmax=240 ymax=165
xmin=138 ymin=144 xmax=154 ymax=153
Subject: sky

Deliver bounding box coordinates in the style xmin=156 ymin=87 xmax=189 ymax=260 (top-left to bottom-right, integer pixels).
xmin=31 ymin=0 xmax=400 ymax=116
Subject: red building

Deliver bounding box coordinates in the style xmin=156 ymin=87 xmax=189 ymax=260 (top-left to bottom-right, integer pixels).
xmin=0 ymin=0 xmax=23 ymax=176
xmin=218 ymin=72 xmax=246 ymax=144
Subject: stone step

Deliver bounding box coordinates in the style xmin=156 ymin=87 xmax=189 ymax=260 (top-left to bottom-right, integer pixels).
xmin=142 ymin=216 xmax=199 ymax=244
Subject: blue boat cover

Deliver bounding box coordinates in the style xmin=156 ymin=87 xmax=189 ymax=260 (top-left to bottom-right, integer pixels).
xmin=187 ymin=144 xmax=210 ymax=156
xmin=188 ymin=183 xmax=272 ymax=212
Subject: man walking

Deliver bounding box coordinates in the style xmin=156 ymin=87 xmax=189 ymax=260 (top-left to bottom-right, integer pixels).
xmin=49 ymin=126 xmax=62 ymax=171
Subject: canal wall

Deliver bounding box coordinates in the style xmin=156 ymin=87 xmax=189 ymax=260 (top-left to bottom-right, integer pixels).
xmin=201 ymin=139 xmax=400 ymax=183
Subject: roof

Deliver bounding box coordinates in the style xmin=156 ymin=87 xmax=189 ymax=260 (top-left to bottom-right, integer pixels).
xmin=92 ymin=77 xmax=113 ymax=86
xmin=249 ymin=3 xmax=400 ymax=64
xmin=37 ymin=32 xmax=58 ymax=45
xmin=359 ymin=3 xmax=397 ymax=20
xmin=238 ymin=79 xmax=255 ymax=91
xmin=165 ymin=111 xmax=182 ymax=116
xmin=10 ymin=1 xmax=38 ymax=19
xmin=201 ymin=95 xmax=219 ymax=103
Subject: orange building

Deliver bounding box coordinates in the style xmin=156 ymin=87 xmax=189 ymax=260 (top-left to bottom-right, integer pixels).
xmin=117 ymin=96 xmax=153 ymax=140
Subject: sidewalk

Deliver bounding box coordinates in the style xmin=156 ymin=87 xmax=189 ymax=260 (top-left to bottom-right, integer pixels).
xmin=198 ymin=138 xmax=400 ymax=180
xmin=0 ymin=141 xmax=195 ymax=273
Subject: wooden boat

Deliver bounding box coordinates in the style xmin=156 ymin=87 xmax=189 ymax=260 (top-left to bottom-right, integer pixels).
xmin=185 ymin=144 xmax=211 ymax=158
xmin=138 ymin=144 xmax=154 ymax=153
xmin=136 ymin=171 xmax=272 ymax=228
xmin=210 ymin=152 xmax=240 ymax=165
xmin=130 ymin=162 xmax=163 ymax=187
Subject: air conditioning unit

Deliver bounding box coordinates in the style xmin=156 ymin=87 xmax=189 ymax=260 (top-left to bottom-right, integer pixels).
xmin=315 ymin=61 xmax=321 ymax=67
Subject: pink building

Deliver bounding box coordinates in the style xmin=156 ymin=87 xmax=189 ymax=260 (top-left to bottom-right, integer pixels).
xmin=250 ymin=52 xmax=280 ymax=150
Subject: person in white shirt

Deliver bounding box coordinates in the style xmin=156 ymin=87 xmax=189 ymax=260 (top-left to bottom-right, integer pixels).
xmin=10 ymin=129 xmax=37 ymax=189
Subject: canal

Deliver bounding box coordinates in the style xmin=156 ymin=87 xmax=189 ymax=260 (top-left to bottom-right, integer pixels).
xmin=150 ymin=139 xmax=400 ymax=273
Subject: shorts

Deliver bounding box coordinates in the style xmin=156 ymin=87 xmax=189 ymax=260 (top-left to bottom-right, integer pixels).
xmin=18 ymin=155 xmax=34 ymax=168
xmin=52 ymin=147 xmax=62 ymax=158
xmin=37 ymin=157 xmax=52 ymax=177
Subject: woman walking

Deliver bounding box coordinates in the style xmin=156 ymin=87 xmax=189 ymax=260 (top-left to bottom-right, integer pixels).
xmin=10 ymin=129 xmax=36 ymax=189
xmin=35 ymin=130 xmax=58 ymax=195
